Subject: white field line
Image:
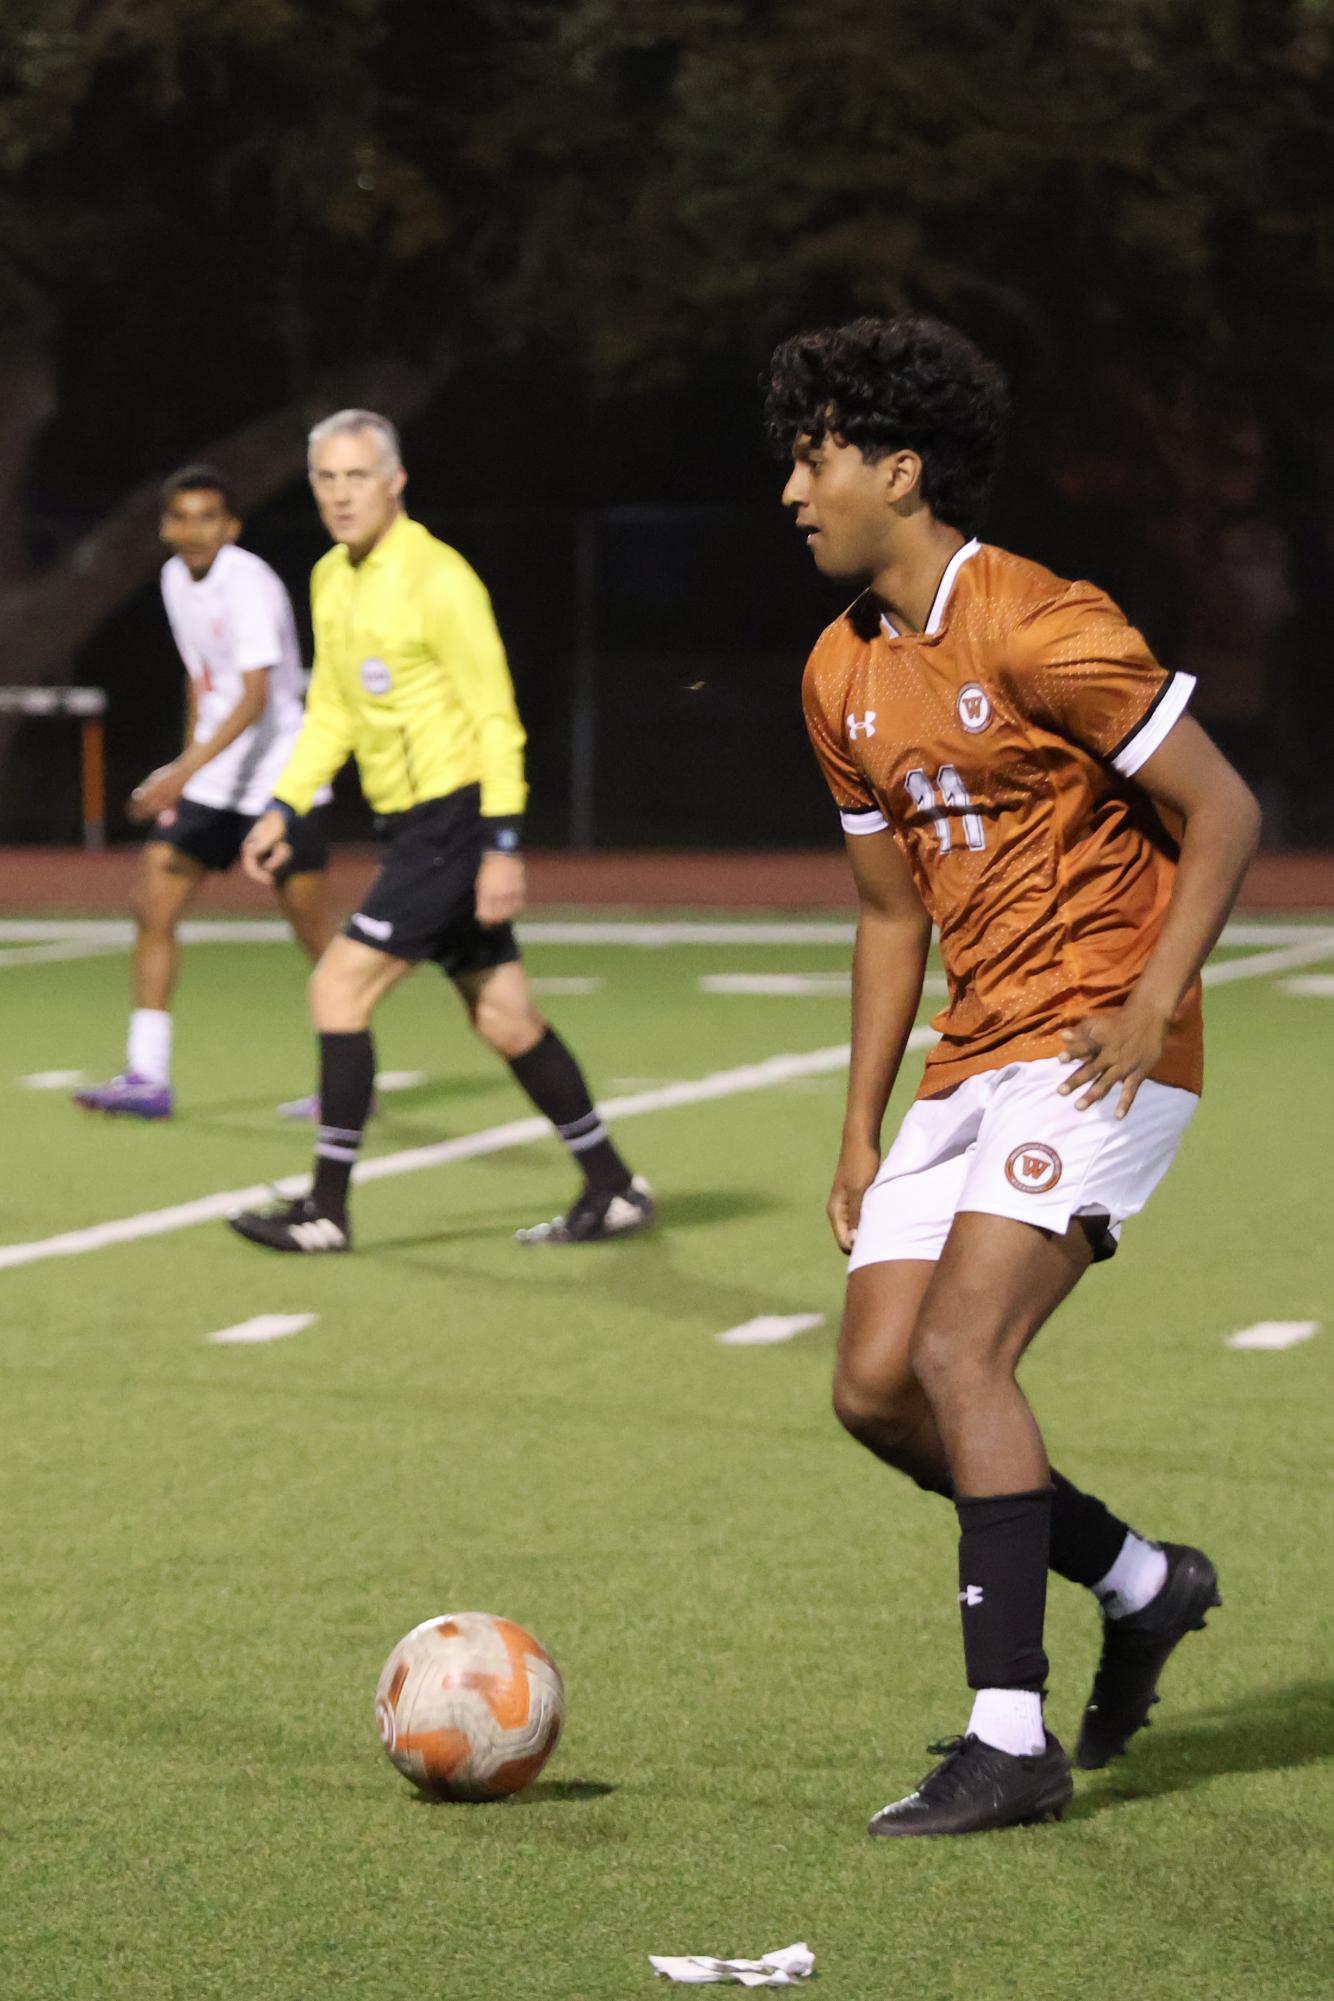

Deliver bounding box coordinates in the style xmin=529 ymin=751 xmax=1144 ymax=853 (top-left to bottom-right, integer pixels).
xmin=0 ymin=941 xmax=127 ymax=969
xmin=4 ymin=920 xmax=1331 ymax=1277
xmin=1199 ymin=931 xmax=1334 ymax=987
xmin=1279 ymin=974 xmax=1334 ymax=998
xmin=0 ymin=916 xmax=1329 ymax=950
xmin=0 ymin=1035 xmax=925 ymax=1274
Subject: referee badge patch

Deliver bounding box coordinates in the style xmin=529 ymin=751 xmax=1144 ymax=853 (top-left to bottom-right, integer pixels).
xmin=360 ymin=657 xmax=392 ymax=695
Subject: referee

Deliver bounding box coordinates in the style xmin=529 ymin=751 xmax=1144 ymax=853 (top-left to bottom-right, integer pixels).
xmin=228 ymin=409 xmax=653 ymax=1255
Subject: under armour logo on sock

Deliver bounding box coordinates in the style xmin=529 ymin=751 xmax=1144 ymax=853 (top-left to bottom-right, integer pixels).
xmin=959 ymin=1584 xmax=985 ymax=1606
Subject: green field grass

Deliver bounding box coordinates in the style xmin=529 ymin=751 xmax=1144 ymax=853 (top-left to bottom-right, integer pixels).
xmin=2 ymin=915 xmax=1332 ymax=2001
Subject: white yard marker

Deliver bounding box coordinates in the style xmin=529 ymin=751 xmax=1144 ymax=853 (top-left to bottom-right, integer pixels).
xmin=717 ymin=1313 xmax=827 ymax=1346
xmin=701 ymin=973 xmax=851 ymax=997
xmin=1278 ymin=975 xmax=1334 ymax=998
xmin=20 ymin=1069 xmax=86 ymax=1089
xmin=1224 ymin=1321 xmax=1320 ymax=1352
xmin=206 ymin=1313 xmax=317 ymax=1346
xmin=374 ymin=1070 xmax=428 ymax=1092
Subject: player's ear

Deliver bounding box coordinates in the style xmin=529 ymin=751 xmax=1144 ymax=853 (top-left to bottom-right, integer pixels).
xmin=390 ymin=466 xmax=407 ymax=500
xmin=883 ymin=449 xmax=923 ymax=508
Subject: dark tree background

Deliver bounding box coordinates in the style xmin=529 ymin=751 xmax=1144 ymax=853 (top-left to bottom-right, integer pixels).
xmin=3 ymin=0 xmax=1333 ymax=842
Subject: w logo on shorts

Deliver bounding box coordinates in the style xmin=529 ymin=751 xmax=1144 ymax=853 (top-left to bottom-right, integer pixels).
xmin=1004 ymin=1143 xmax=1062 ymax=1193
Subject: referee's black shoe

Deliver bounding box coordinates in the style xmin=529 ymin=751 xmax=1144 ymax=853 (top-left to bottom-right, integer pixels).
xmin=867 ymin=1731 xmax=1072 ymax=1838
xmin=515 ymin=1174 xmax=656 ymax=1246
xmin=227 ymin=1195 xmax=351 ymax=1254
xmin=1075 ymin=1542 xmax=1221 ymax=1769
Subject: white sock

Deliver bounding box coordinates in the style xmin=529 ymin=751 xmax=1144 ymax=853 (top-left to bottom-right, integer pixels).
xmin=128 ymin=1009 xmax=172 ymax=1086
xmin=1094 ymin=1531 xmax=1168 ymax=1619
xmin=967 ymin=1688 xmax=1046 ymax=1758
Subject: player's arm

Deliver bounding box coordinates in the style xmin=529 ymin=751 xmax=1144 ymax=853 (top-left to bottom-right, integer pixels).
xmin=1059 ymin=715 xmax=1261 ymax=1114
xmin=426 ymin=565 xmax=528 ymax=926
xmin=242 ymin=650 xmax=356 ymax=883
xmin=128 ymin=669 xmax=269 ymax=823
xmin=830 ymin=828 xmax=933 ymax=1253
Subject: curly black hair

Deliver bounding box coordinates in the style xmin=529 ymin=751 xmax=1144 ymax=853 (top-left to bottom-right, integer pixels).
xmin=764 ymin=315 xmax=1009 ymax=536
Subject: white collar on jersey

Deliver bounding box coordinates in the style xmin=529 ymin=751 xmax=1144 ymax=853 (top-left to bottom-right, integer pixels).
xmin=879 ymin=537 xmax=981 ymax=640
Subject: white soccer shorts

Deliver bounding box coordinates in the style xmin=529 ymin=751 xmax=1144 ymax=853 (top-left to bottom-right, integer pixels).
xmin=848 ymin=1056 xmax=1198 ymax=1270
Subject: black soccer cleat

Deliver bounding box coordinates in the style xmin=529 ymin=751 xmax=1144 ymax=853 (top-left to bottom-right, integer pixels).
xmin=867 ymin=1731 xmax=1073 ymax=1838
xmin=1075 ymin=1542 xmax=1221 ymax=1770
xmin=227 ymin=1195 xmax=351 ymax=1255
xmin=515 ymin=1174 xmax=656 ymax=1246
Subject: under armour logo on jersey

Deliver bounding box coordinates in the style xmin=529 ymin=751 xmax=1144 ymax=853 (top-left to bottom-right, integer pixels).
xmin=351 ymin=912 xmax=394 ymax=941
xmin=847 ymin=712 xmax=877 ymax=740
xmin=959 ymin=1585 xmax=984 ymax=1607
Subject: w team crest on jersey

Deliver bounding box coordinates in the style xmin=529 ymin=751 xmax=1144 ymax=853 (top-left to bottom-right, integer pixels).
xmin=1005 ymin=1143 xmax=1062 ymax=1193
xmin=956 ymin=683 xmax=992 ymax=732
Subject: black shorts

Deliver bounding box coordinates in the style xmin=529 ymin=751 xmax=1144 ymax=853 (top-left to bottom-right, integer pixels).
xmin=342 ymin=784 xmax=521 ymax=977
xmin=155 ymin=799 xmax=329 ymax=882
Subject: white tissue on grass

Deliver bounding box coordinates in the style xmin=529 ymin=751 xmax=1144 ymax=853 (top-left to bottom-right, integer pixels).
xmin=648 ymin=1942 xmax=815 ymax=1986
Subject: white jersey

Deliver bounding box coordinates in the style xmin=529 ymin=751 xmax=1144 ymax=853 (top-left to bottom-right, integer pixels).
xmin=160 ymin=544 xmax=327 ymax=818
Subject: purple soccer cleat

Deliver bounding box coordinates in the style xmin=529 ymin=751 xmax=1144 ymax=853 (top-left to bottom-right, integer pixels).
xmin=73 ymin=1072 xmax=174 ymax=1121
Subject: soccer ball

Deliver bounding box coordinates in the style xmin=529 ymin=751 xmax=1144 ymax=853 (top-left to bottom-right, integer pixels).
xmin=374 ymin=1611 xmax=565 ymax=1800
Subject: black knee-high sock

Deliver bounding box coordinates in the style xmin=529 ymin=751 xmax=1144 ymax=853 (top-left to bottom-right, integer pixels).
xmin=910 ymin=1457 xmax=1130 ymax=1590
xmin=1048 ymin=1470 xmax=1130 ymax=1588
xmin=507 ymin=1028 xmax=630 ymax=1196
xmin=956 ymin=1487 xmax=1052 ymax=1691
xmin=311 ymin=1030 xmax=375 ymax=1218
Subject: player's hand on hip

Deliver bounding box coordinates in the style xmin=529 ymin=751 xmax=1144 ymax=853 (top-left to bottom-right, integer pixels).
xmin=241 ymin=808 xmax=292 ymax=884
xmin=828 ymin=1135 xmax=880 ymax=1254
xmin=475 ymin=851 xmax=525 ymax=927
xmin=128 ymin=761 xmax=187 ymax=823
xmin=1058 ymin=997 xmax=1168 ymax=1118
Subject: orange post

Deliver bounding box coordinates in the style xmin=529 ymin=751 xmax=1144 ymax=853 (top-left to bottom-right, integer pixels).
xmin=81 ymin=715 xmax=106 ymax=850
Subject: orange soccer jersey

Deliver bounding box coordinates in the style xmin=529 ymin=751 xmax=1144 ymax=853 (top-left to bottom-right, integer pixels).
xmin=802 ymin=540 xmax=1204 ymax=1098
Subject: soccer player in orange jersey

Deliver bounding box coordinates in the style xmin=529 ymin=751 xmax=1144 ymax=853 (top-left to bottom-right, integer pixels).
xmin=766 ymin=316 xmax=1262 ymax=1837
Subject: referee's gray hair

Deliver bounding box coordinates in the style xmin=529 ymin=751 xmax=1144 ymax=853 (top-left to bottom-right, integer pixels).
xmin=307 ymin=408 xmax=402 ymax=472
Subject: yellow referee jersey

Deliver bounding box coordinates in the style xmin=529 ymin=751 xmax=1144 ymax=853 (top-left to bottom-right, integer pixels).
xmin=272 ymin=513 xmax=527 ymax=821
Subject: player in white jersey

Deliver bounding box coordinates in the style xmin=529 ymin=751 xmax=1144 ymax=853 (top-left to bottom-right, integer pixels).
xmin=74 ymin=465 xmax=335 ymax=1120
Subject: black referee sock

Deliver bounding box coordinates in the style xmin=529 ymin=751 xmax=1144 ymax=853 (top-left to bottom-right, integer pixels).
xmin=311 ymin=1030 xmax=376 ymax=1219
xmin=1048 ymin=1470 xmax=1131 ymax=1589
xmin=507 ymin=1028 xmax=631 ymax=1197
xmin=956 ymin=1486 xmax=1053 ymax=1692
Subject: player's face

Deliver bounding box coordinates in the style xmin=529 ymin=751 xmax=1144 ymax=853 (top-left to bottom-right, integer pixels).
xmin=782 ymin=434 xmax=903 ymax=581
xmin=308 ymin=432 xmax=406 ymax=559
xmin=160 ymin=489 xmax=239 ymax=579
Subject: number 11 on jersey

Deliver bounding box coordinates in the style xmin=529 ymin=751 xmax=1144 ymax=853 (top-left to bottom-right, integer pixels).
xmin=904 ymin=765 xmax=986 ymax=853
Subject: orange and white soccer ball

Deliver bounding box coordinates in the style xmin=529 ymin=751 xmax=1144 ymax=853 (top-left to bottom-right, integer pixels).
xmin=374 ymin=1611 xmax=565 ymax=1800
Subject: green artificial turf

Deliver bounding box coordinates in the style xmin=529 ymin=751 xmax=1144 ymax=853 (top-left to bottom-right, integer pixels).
xmin=1 ymin=915 xmax=1331 ymax=2000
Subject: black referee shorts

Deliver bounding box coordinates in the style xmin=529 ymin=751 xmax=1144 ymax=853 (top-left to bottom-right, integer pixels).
xmin=155 ymin=799 xmax=328 ymax=882
xmin=342 ymin=784 xmax=521 ymax=978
